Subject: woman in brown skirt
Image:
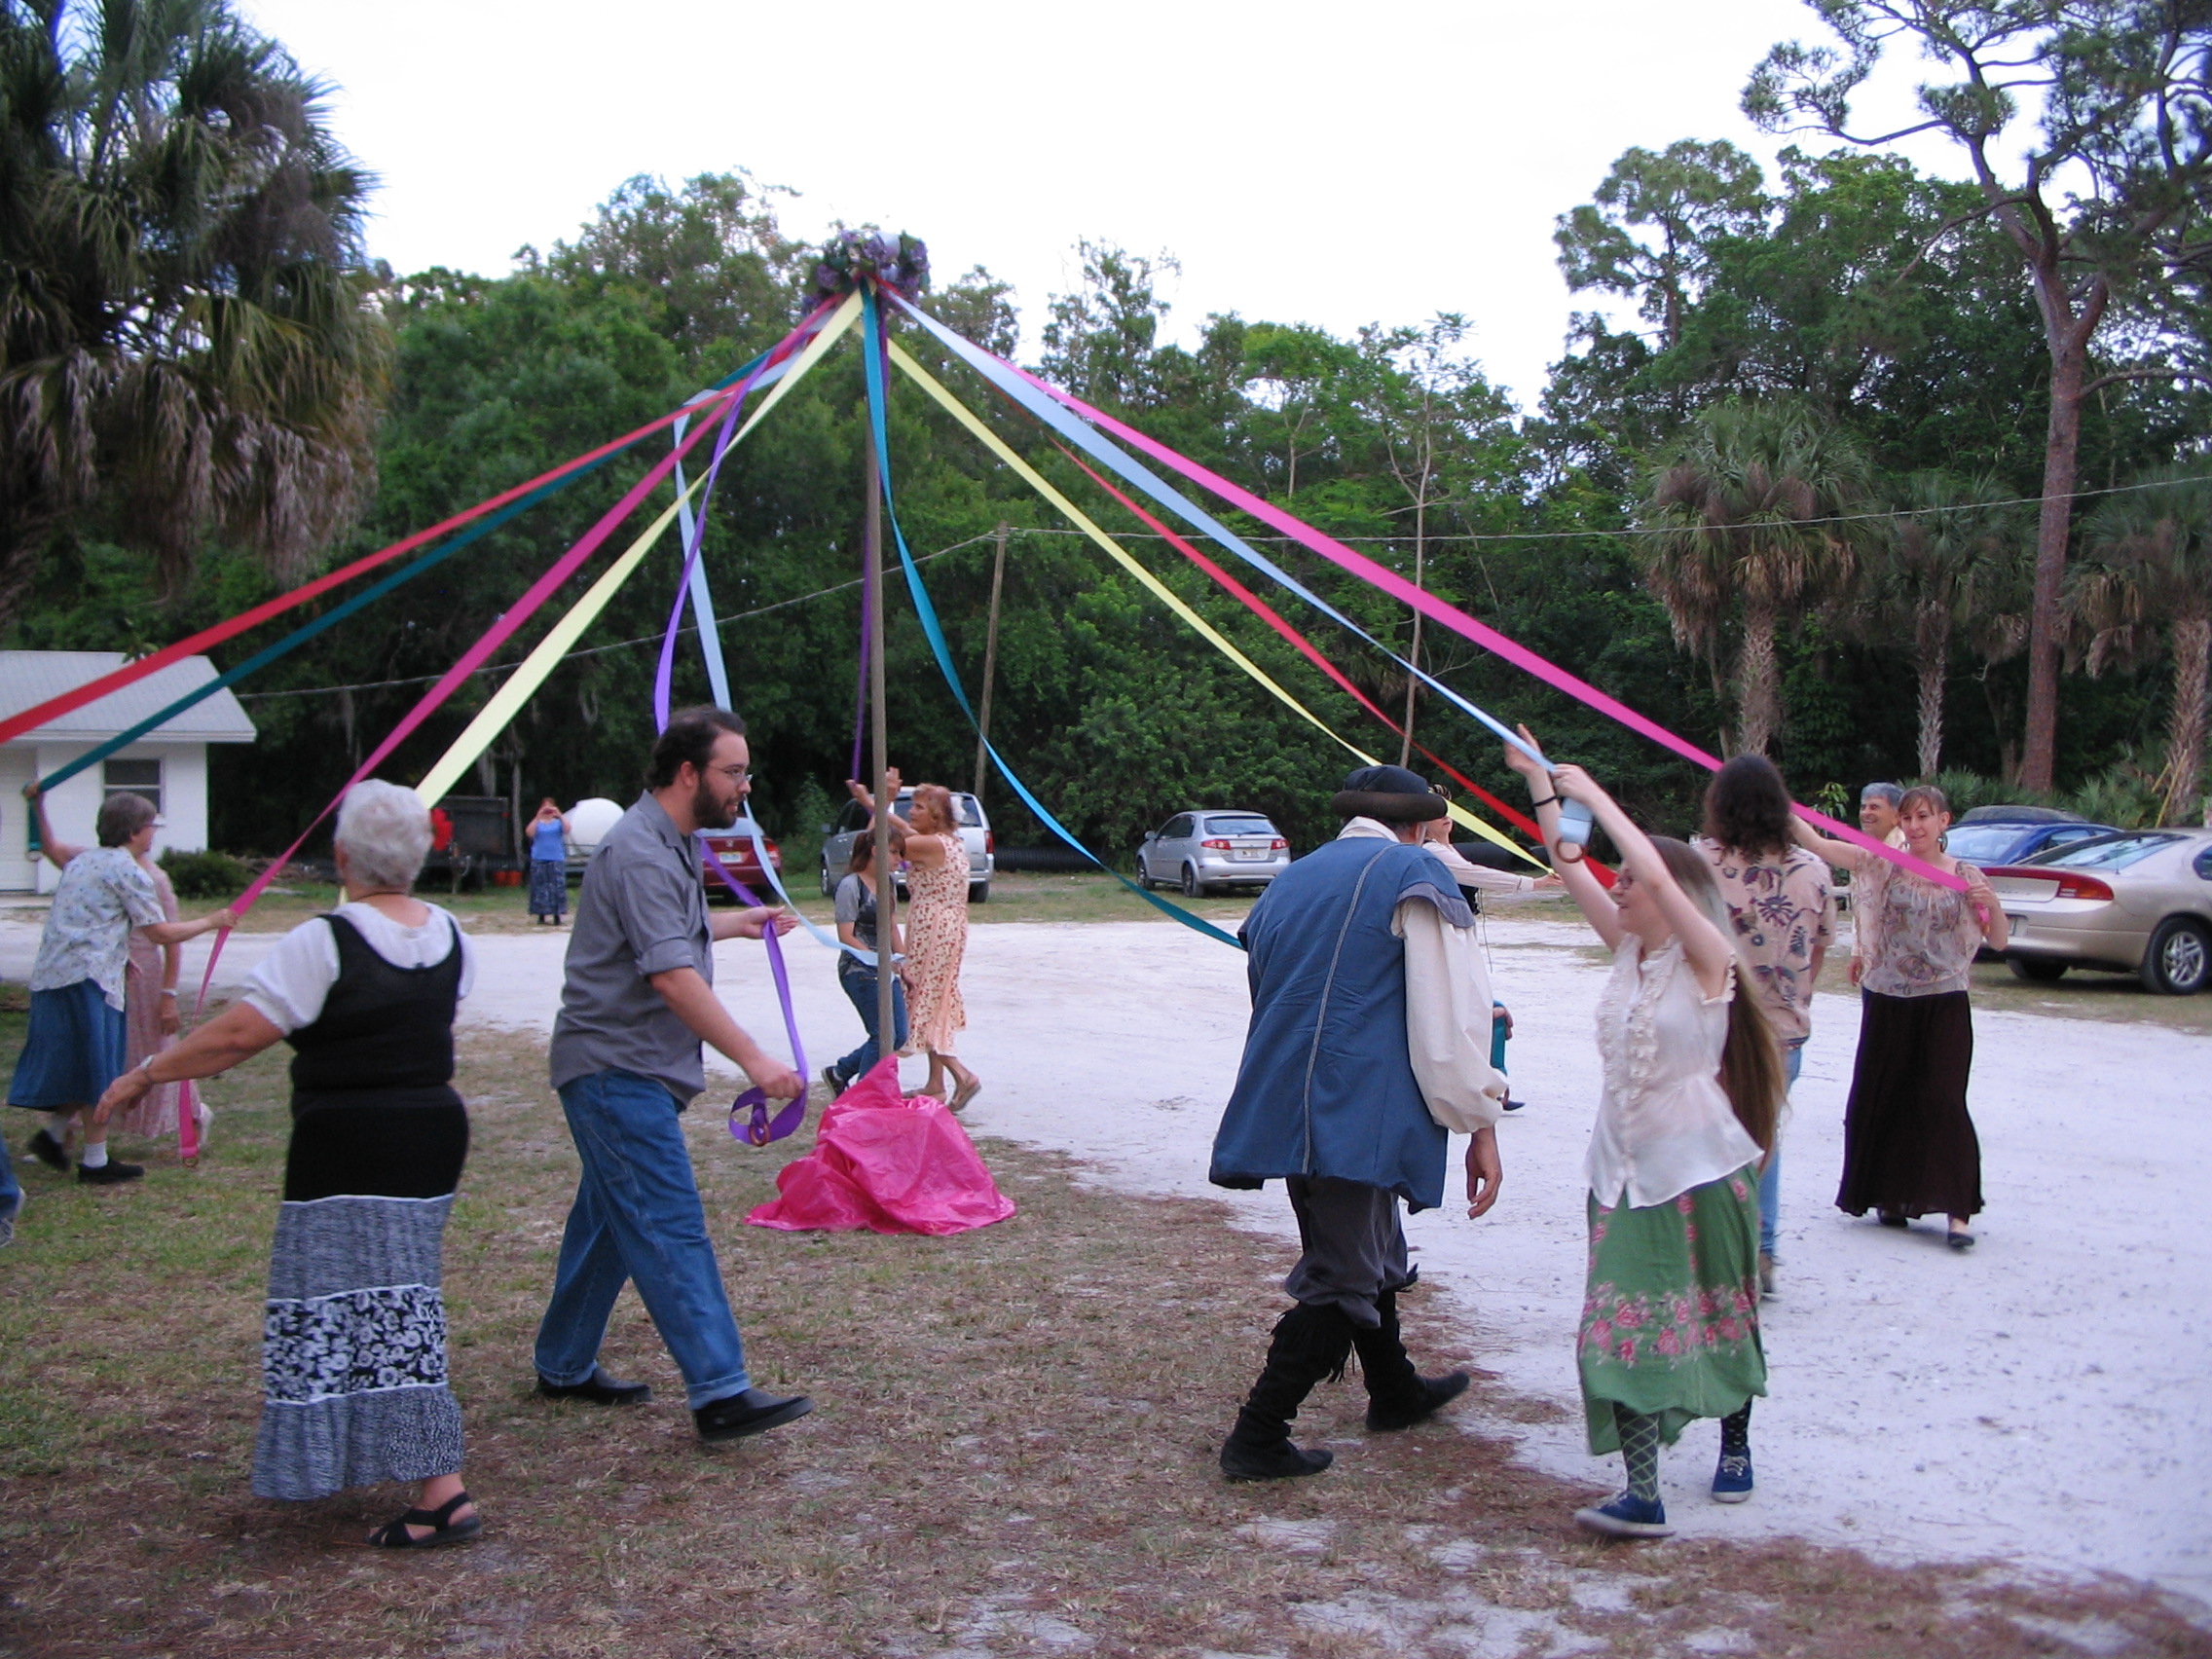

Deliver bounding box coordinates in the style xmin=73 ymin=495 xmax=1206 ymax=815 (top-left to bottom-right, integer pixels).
xmin=1792 ymin=785 xmax=2006 ymax=1249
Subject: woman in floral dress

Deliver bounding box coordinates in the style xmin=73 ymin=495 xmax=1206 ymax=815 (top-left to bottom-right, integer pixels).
xmin=1505 ymin=730 xmax=1784 ymax=1538
xmin=1792 ymin=785 xmax=2005 ymax=1249
xmin=846 ymin=772 xmax=980 ymax=1108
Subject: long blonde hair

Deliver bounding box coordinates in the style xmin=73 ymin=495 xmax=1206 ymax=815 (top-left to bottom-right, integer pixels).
xmin=1652 ymin=836 xmax=1784 ymax=1152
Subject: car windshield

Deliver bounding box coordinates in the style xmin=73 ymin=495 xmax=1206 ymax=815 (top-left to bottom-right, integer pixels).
xmin=2030 ymin=833 xmax=2180 ymax=871
xmin=892 ymin=793 xmax=982 ymax=828
xmin=1941 ymin=826 xmax=2026 ymax=863
xmin=1205 ymin=816 xmax=1276 ymax=836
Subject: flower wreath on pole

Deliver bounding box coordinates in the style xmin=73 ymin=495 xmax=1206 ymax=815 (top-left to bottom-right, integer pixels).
xmin=810 ymin=230 xmax=930 ymax=303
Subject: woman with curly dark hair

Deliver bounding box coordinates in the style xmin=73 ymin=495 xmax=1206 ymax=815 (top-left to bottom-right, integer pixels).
xmin=1694 ymin=756 xmax=1834 ymax=1298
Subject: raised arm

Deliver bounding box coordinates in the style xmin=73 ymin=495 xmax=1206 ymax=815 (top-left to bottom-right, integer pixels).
xmin=1788 ymin=812 xmax=1870 ymax=872
xmin=22 ymin=786 xmax=85 ymax=866
xmin=1554 ymin=764 xmax=1736 ymax=999
xmin=846 ymin=768 xmax=912 ymax=855
xmin=1502 ymin=728 xmax=1624 ymax=949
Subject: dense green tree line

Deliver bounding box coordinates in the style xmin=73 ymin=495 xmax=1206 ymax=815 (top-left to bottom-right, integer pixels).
xmin=5 ymin=0 xmax=2209 ymax=865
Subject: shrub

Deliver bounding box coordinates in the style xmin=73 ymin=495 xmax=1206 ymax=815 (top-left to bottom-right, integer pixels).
xmin=159 ymin=847 xmax=250 ymax=900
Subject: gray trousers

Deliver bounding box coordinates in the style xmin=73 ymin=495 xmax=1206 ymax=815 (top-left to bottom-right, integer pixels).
xmin=1282 ymin=1175 xmax=1411 ymax=1330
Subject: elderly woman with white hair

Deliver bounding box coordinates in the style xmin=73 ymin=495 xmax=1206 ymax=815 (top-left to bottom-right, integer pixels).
xmin=96 ymin=781 xmax=484 ymax=1549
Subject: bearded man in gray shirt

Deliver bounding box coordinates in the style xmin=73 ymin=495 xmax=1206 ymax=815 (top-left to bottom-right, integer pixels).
xmin=534 ymin=706 xmax=813 ymax=1443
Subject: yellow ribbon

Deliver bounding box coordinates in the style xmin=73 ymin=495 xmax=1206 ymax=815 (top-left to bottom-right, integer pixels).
xmin=415 ymin=297 xmax=864 ymax=808
xmin=887 ymin=340 xmax=1545 ymax=870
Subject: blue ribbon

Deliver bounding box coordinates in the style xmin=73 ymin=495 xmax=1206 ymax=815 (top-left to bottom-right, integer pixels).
xmin=861 ymin=289 xmax=1243 ymax=950
xmin=892 ymin=297 xmax=1549 ymax=771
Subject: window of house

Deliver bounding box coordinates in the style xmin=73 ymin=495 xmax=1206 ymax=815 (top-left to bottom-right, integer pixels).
xmin=102 ymin=757 xmax=162 ymax=817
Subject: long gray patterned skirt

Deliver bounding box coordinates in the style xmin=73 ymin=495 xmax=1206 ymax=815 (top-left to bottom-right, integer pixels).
xmin=252 ymin=1102 xmax=469 ymax=1501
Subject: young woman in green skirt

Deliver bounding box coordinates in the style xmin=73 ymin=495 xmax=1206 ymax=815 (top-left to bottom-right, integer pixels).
xmin=1505 ymin=732 xmax=1784 ymax=1538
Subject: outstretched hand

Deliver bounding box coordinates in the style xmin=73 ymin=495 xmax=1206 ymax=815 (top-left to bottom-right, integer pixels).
xmin=728 ymin=905 xmax=797 ymax=940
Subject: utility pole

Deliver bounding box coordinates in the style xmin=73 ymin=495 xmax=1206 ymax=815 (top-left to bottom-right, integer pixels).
xmin=1399 ymin=491 xmax=1425 ymax=767
xmin=866 ymin=423 xmax=897 ymax=1061
xmin=973 ymin=521 xmax=1010 ymax=799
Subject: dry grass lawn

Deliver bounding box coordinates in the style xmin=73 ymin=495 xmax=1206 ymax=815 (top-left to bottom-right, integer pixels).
xmin=0 ymin=1021 xmax=2202 ymax=1659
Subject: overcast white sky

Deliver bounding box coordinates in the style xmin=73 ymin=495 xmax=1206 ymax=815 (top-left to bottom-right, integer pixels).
xmin=237 ymin=0 xmax=1972 ymax=410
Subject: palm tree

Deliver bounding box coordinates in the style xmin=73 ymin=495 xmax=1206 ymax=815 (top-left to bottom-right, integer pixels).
xmin=2074 ymin=466 xmax=2212 ymax=826
xmin=0 ymin=0 xmax=387 ymax=620
xmin=1867 ymin=472 xmax=2027 ymax=780
xmin=1643 ymin=398 xmax=1872 ymax=756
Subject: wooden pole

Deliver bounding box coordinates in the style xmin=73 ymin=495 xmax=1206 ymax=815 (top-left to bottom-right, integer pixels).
xmin=866 ymin=422 xmax=897 ymax=1066
xmin=973 ymin=521 xmax=1010 ymax=799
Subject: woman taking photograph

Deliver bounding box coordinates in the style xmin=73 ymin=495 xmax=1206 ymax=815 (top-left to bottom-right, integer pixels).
xmin=96 ymin=781 xmax=483 ymax=1548
xmin=821 ymin=835 xmax=908 ymax=1095
xmin=526 ymin=798 xmax=570 ymax=925
xmin=1792 ymin=785 xmax=2003 ymax=1250
xmin=845 ymin=770 xmax=980 ymax=1109
xmin=1505 ymin=730 xmax=1782 ymax=1538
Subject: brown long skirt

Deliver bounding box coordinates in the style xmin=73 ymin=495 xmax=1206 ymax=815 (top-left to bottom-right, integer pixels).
xmin=1836 ymin=989 xmax=1982 ymax=1220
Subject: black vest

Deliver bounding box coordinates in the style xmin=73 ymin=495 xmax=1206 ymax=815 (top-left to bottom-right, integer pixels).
xmin=287 ymin=912 xmax=463 ymax=1110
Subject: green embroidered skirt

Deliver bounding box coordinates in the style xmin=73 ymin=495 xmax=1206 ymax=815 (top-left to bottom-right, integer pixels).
xmin=1579 ymin=1164 xmax=1766 ymax=1454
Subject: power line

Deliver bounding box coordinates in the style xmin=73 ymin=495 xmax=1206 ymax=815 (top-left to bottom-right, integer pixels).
xmin=233 ymin=534 xmax=994 ymax=702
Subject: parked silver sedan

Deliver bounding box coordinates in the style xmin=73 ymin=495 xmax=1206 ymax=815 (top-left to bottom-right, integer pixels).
xmin=1985 ymin=828 xmax=2212 ymax=994
xmin=1136 ymin=810 xmax=1289 ymax=897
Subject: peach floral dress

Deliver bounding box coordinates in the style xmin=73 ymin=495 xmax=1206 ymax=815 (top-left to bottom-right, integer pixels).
xmin=900 ymin=832 xmax=969 ymax=1052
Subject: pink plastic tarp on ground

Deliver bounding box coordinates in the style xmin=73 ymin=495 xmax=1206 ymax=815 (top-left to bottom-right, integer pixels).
xmin=745 ymin=1059 xmax=1016 ymax=1236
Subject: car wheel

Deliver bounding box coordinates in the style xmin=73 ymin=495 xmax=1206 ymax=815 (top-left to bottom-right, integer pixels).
xmin=969 ymin=882 xmax=989 ymax=905
xmin=820 ymin=859 xmax=835 ymax=899
xmin=2008 ymin=956 xmax=2067 ymax=983
xmin=1181 ymin=863 xmax=1205 ymax=899
xmin=2142 ymin=917 xmax=2212 ymax=995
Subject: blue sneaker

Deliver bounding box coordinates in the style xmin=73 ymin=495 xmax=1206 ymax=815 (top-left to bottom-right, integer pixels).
xmin=1712 ymin=1451 xmax=1753 ymax=1503
xmin=1573 ymin=1493 xmax=1673 ymax=1538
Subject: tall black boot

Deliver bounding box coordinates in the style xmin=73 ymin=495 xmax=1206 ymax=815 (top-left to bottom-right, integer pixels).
xmin=1356 ymin=1289 xmax=1470 ymax=1432
xmin=1219 ymin=1303 xmax=1355 ymax=1481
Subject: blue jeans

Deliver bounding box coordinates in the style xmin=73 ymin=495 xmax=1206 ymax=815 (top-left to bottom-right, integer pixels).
xmin=834 ymin=958 xmax=907 ymax=1082
xmin=0 ymin=1136 xmax=18 ymax=1224
xmin=535 ymin=1069 xmax=750 ymax=1409
xmin=1762 ymin=1042 xmax=1805 ymax=1258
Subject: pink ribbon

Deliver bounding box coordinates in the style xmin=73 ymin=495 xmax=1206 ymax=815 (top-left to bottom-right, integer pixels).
xmin=1009 ymin=362 xmax=1961 ymax=892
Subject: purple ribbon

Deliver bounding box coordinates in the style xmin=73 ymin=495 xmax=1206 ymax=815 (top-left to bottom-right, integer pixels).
xmin=698 ymin=839 xmax=811 ymax=1147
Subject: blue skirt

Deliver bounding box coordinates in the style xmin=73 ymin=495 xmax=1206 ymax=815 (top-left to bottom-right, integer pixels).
xmin=9 ymin=980 xmax=129 ymax=1109
xmin=528 ymin=858 xmax=567 ymax=918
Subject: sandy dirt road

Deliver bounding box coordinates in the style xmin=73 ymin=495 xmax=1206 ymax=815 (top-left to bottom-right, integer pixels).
xmin=9 ymin=910 xmax=2204 ymax=1606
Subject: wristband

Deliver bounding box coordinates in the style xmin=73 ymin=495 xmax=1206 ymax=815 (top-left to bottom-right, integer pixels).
xmin=158 ymin=989 xmax=178 ymax=998
xmin=1529 ymin=794 xmax=1559 ymax=810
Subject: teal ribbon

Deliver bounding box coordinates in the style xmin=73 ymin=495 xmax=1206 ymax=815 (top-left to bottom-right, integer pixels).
xmin=859 ymin=288 xmax=1242 ymax=950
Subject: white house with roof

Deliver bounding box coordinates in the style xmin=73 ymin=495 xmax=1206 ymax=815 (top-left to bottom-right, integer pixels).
xmin=0 ymin=651 xmax=257 ymax=894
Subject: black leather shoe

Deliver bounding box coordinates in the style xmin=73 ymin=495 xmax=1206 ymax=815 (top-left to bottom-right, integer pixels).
xmin=77 ymin=1159 xmax=143 ymax=1186
xmin=1220 ymin=1434 xmax=1334 ymax=1482
xmin=692 ymin=1387 xmax=813 ymax=1443
xmin=535 ymin=1367 xmax=653 ymax=1405
xmin=26 ymin=1129 xmax=67 ymax=1171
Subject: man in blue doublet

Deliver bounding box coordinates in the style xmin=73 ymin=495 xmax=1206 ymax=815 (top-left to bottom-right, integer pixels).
xmin=1211 ymin=765 xmax=1509 ymax=1481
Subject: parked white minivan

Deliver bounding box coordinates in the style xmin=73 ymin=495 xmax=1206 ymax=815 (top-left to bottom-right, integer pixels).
xmin=820 ymin=788 xmax=994 ymax=903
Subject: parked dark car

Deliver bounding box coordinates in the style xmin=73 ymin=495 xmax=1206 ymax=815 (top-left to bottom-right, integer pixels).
xmin=1943 ymin=805 xmax=2118 ymax=867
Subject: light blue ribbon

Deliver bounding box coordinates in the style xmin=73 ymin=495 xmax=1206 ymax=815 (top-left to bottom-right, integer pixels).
xmin=892 ymin=296 xmax=1549 ymax=772
xmin=862 ymin=289 xmax=1243 ymax=950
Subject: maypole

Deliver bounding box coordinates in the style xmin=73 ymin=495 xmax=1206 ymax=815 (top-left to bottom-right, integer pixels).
xmin=866 ymin=412 xmax=898 ymax=1055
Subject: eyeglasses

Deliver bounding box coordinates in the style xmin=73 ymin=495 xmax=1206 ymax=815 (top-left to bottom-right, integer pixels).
xmin=706 ymin=764 xmax=752 ymax=783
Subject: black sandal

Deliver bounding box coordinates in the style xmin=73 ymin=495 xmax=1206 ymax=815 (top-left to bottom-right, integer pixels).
xmin=366 ymin=1490 xmax=482 ymax=1549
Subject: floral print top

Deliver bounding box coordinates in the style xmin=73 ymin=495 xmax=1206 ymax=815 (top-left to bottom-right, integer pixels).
xmin=30 ymin=846 xmax=164 ymax=1010
xmin=1692 ymin=838 xmax=1834 ymax=1044
xmin=1855 ymin=856 xmax=1987 ymax=998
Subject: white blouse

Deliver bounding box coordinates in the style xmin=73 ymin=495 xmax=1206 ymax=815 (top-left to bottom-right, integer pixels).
xmin=242 ymin=902 xmax=476 ymax=1036
xmin=1585 ymin=935 xmax=1763 ymax=1209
